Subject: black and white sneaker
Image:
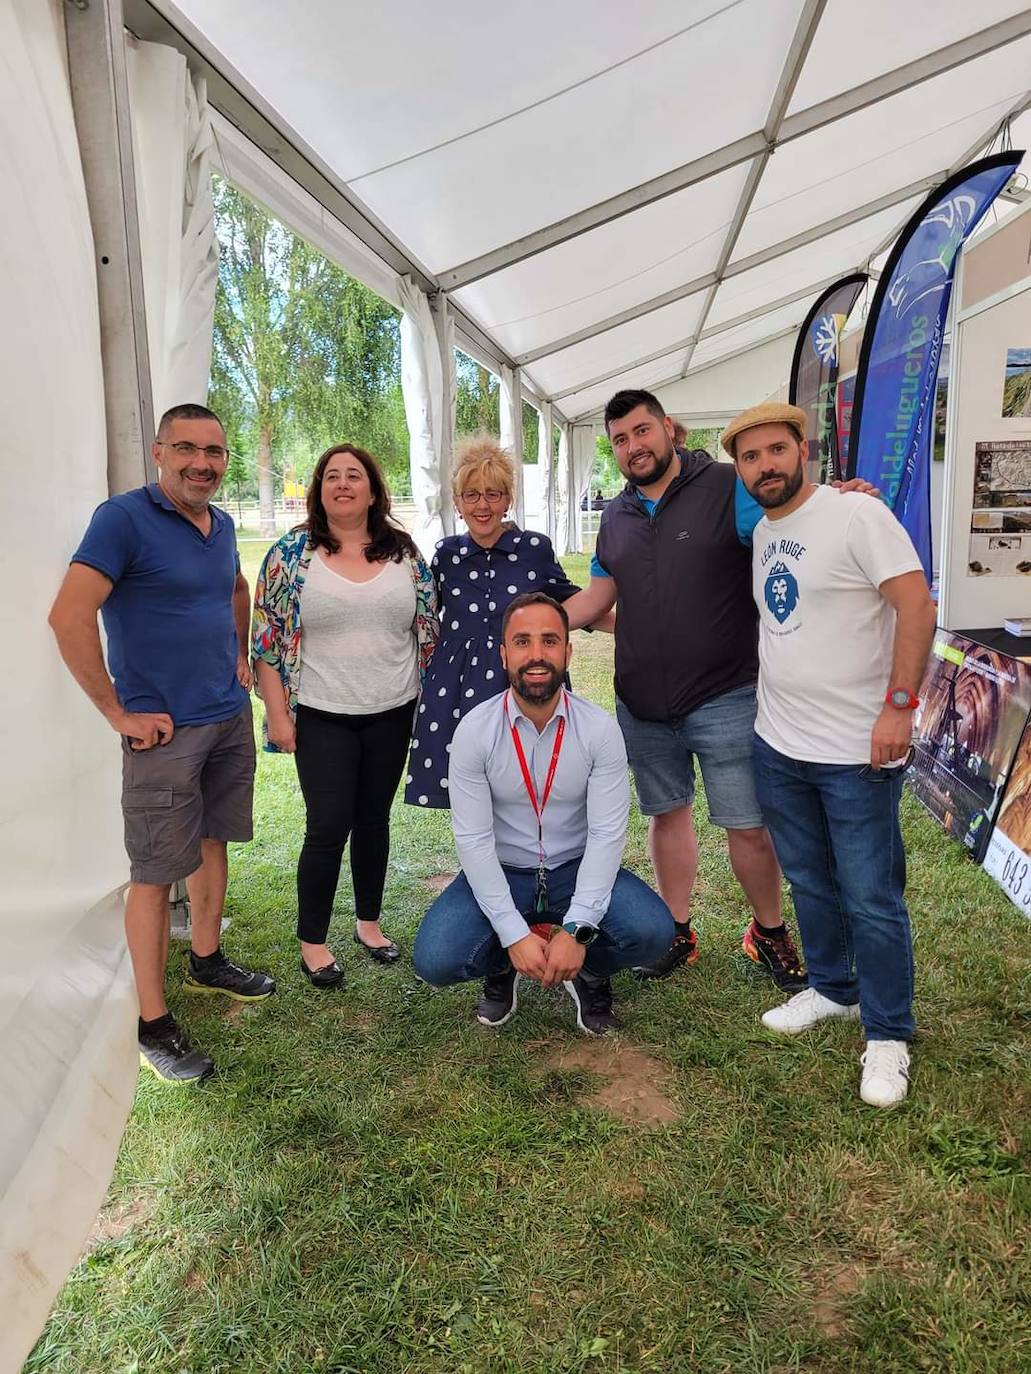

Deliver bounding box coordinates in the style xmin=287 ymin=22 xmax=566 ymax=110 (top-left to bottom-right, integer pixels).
xmin=138 ymin=1018 xmax=214 ymax=1083
xmin=564 ymin=973 xmax=620 ymax=1036
xmin=476 ymin=967 xmax=521 ymax=1027
xmin=183 ymin=949 xmax=276 ymax=1002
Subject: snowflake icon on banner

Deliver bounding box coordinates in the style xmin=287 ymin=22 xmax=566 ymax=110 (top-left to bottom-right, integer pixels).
xmin=764 ymin=560 xmax=799 ymax=625
xmin=813 ymin=314 xmax=839 ymax=365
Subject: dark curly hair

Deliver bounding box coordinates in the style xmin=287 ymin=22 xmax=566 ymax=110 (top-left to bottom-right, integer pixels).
xmin=302 ymin=443 xmax=418 ymax=563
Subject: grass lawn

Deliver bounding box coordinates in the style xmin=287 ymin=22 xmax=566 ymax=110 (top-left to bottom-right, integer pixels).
xmin=27 ymin=551 xmax=1030 ymax=1374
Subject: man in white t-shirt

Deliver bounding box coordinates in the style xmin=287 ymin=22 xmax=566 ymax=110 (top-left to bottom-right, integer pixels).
xmin=723 ymin=401 xmax=936 ymax=1108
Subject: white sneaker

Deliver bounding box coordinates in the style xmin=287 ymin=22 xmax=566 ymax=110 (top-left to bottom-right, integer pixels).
xmin=860 ymin=1040 xmax=910 ymax=1108
xmin=761 ymin=986 xmax=861 ymax=1035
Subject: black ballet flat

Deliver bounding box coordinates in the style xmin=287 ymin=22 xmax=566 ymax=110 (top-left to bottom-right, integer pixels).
xmin=299 ymin=956 xmax=345 ymax=989
xmin=353 ymin=928 xmax=401 ymax=965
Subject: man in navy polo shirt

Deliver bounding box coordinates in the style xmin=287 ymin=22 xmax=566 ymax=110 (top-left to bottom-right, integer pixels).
xmin=49 ymin=403 xmax=274 ymax=1083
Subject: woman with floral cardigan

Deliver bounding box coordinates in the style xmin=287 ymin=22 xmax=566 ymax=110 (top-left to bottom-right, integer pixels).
xmin=252 ymin=444 xmax=438 ymax=987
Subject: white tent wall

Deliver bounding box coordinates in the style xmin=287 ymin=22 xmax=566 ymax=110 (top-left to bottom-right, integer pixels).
xmin=499 ymin=364 xmax=525 ymax=526
xmin=125 ymin=37 xmax=217 ymax=415
xmin=0 ymin=3 xmax=138 ymax=1368
xmin=399 ymin=276 xmax=456 ymax=555
xmin=537 ymin=401 xmax=555 ymax=540
xmin=555 ymin=424 xmax=596 ymax=555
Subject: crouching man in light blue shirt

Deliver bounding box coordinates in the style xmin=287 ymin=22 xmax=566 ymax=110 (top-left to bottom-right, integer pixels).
xmin=413 ymin=592 xmax=674 ymax=1035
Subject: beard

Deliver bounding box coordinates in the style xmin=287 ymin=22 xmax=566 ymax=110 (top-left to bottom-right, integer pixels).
xmin=751 ymin=461 xmax=805 ymax=509
xmin=508 ymin=660 xmax=565 ymax=705
xmin=624 ymin=435 xmax=676 ymax=488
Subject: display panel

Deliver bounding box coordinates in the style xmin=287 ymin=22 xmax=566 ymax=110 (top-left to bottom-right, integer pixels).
xmin=909 ymin=631 xmax=1031 ymax=860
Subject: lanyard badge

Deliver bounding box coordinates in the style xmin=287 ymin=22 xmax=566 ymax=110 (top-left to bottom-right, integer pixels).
xmin=507 ymin=691 xmax=566 ymax=920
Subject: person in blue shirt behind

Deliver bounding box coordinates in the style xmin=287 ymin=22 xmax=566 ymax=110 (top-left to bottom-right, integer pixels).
xmin=49 ymin=403 xmax=275 ymax=1084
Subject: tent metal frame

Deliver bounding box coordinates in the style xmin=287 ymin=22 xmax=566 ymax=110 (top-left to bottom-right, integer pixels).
xmin=438 ymin=12 xmax=1031 ymax=290
xmin=121 ymin=0 xmax=566 ymax=423
xmin=66 ymin=0 xmax=156 ymax=495
xmin=122 ymin=2 xmax=1031 ymax=425
xmin=554 ymin=85 xmax=1031 ymax=414
xmin=513 ymin=174 xmax=941 ymax=368
xmin=550 ymin=266 xmax=881 ymax=405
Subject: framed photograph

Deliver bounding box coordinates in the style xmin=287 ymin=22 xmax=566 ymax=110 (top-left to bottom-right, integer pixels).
xmin=1002 ymin=348 xmax=1031 ymax=419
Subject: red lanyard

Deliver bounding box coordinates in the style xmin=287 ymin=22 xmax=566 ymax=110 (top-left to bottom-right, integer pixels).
xmin=506 ymin=691 xmax=566 ymax=864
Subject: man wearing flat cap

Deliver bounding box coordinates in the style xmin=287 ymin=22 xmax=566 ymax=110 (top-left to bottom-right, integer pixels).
xmin=727 ymin=400 xmax=935 ymax=1107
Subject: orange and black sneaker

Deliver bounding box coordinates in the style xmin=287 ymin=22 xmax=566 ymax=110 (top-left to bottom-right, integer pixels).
xmin=742 ymin=919 xmax=807 ymax=992
xmin=632 ymin=921 xmax=698 ymax=980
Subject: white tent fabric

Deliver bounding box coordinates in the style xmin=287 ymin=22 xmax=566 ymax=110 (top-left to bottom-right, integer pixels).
xmin=157 ymin=0 xmax=1031 ymax=422
xmin=498 ymin=363 xmax=525 ymax=526
xmin=399 ymin=275 xmax=455 ymax=554
xmin=0 ymin=3 xmax=137 ymax=1368
xmin=554 ymin=424 xmax=595 ymax=556
xmin=537 ymin=401 xmax=555 ymax=541
xmin=125 ymin=37 xmax=218 ymax=415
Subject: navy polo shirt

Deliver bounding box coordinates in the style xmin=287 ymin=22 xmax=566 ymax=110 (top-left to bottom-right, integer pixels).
xmin=72 ymin=484 xmax=247 ymax=725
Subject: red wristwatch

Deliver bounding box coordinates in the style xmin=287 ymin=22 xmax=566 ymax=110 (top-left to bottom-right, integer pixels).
xmin=885 ymin=687 xmax=920 ymax=710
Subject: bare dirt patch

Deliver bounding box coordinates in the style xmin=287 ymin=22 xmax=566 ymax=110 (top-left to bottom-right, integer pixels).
xmin=424 ymin=872 xmax=458 ymax=892
xmin=82 ymin=1194 xmax=157 ymax=1255
xmin=546 ymin=1041 xmax=681 ymax=1127
xmin=809 ymin=1264 xmax=865 ymax=1338
xmin=330 ymin=1006 xmax=381 ymax=1032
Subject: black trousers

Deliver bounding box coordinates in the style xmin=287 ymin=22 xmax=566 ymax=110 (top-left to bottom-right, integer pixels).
xmin=293 ymin=699 xmax=416 ymax=943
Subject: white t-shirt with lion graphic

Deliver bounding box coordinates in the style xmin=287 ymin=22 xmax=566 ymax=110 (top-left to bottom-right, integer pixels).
xmin=752 ymin=486 xmax=924 ymax=764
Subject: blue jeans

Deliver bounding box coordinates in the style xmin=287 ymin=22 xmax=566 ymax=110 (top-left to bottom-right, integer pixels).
xmin=752 ymin=735 xmax=915 ymax=1042
xmin=413 ymin=857 xmax=675 ymax=985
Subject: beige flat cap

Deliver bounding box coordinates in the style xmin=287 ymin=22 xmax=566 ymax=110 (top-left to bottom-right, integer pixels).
xmin=721 ymin=401 xmax=807 ymax=457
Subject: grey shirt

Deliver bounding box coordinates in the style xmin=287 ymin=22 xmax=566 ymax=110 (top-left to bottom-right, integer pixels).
xmin=448 ymin=689 xmax=630 ymax=948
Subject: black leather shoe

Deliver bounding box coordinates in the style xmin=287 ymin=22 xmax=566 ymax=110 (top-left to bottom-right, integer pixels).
xmin=300 ymin=956 xmax=344 ymax=989
xmin=353 ymin=928 xmax=401 ymax=965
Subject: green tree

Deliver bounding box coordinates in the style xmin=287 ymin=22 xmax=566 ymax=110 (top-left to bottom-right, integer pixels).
xmin=455 ymin=351 xmax=499 ymax=436
xmin=210 ymin=177 xmax=409 ymax=534
xmin=593 ymin=435 xmax=623 ymax=491
xmin=224 ymin=447 xmax=249 ymax=522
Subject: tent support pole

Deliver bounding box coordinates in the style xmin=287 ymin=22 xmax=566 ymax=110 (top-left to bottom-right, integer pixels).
xmin=64 ymin=0 xmax=156 ymax=494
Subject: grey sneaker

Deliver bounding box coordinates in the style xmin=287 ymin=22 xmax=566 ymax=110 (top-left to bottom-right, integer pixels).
xmin=476 ymin=968 xmax=520 ymax=1027
xmin=184 ymin=949 xmax=276 ymax=1001
xmin=564 ymin=973 xmax=620 ymax=1036
xmin=138 ymin=1019 xmax=214 ymax=1083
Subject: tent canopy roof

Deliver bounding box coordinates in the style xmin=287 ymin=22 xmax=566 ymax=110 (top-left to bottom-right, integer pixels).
xmin=129 ymin=0 xmax=1031 ymax=420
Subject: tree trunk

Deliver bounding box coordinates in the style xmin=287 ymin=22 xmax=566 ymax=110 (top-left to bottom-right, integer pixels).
xmin=257 ymin=425 xmax=276 ymax=537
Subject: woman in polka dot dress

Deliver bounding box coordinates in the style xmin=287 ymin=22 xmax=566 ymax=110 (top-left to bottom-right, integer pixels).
xmin=405 ymin=435 xmax=583 ymax=808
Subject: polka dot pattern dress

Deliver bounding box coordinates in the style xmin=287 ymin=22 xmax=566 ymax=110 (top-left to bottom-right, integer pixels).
xmin=404 ymin=526 xmax=581 ymax=808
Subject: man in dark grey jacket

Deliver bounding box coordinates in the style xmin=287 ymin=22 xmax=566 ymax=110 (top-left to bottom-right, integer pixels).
xmin=565 ymin=389 xmax=806 ymax=989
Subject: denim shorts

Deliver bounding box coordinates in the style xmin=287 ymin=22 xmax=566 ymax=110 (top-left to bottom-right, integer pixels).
xmin=615 ymin=684 xmax=763 ymax=828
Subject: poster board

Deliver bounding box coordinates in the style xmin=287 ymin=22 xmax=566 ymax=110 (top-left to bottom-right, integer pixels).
xmin=908 ymin=630 xmax=1031 ymax=860
xmin=938 ymin=200 xmax=1031 ymax=630
xmin=983 ymin=716 xmax=1031 ymax=915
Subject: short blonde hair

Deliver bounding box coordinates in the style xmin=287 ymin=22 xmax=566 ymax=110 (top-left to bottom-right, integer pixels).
xmin=451 ymin=433 xmax=514 ymax=505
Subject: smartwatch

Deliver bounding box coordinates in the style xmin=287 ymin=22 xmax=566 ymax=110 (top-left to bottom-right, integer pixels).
xmin=885 ymin=687 xmax=920 ymax=710
xmin=562 ymin=921 xmax=598 ymax=946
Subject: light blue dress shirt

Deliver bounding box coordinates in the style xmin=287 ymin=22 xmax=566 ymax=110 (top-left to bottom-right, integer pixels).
xmin=448 ymin=689 xmax=630 ymax=947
